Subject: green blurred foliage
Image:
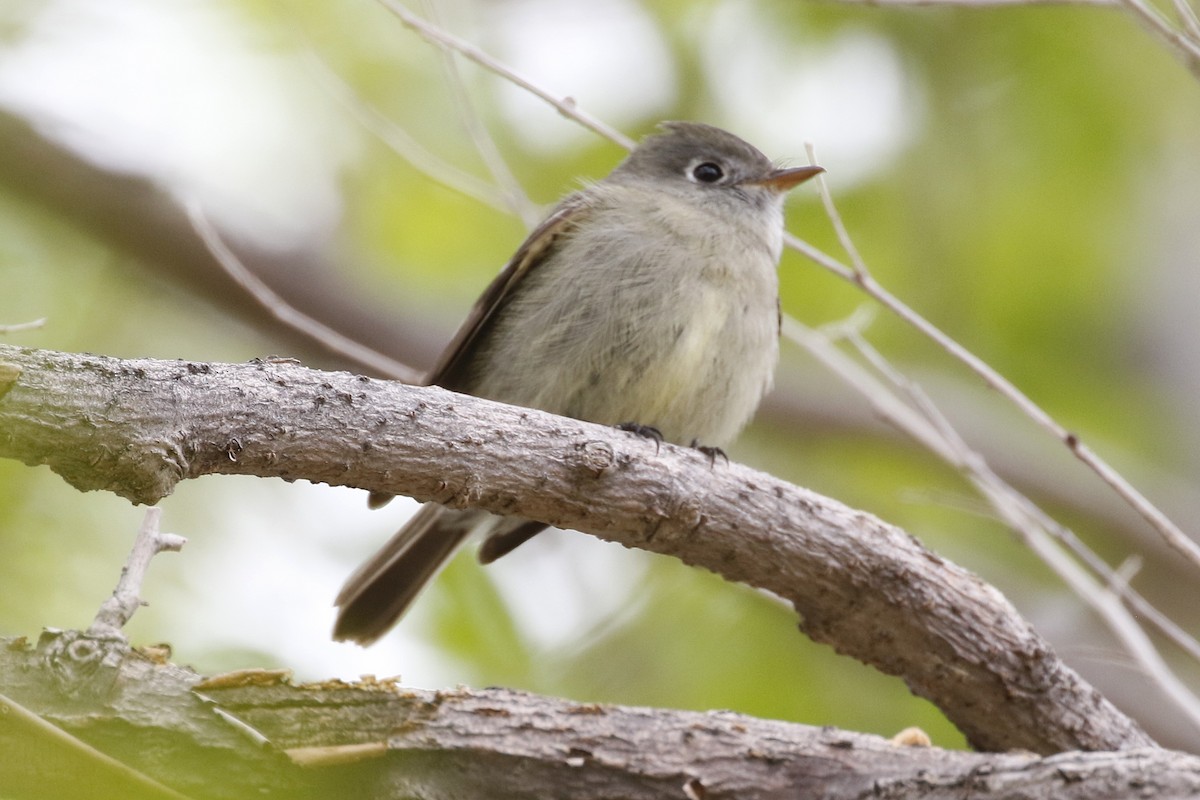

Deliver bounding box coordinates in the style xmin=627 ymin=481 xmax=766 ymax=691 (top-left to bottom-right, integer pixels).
xmin=2 ymin=0 xmax=1198 ymax=753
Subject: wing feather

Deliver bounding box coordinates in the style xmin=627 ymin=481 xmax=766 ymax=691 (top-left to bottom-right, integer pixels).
xmin=430 ymin=196 xmax=590 ymax=390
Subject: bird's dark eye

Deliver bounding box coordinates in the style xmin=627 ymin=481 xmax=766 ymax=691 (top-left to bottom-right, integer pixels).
xmin=691 ymin=162 xmax=724 ymax=183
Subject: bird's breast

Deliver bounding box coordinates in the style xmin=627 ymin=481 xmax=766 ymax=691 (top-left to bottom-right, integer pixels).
xmin=467 ymin=187 xmax=783 ymax=447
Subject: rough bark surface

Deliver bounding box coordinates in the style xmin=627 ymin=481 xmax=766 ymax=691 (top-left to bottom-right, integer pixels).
xmin=0 ymin=635 xmax=1195 ymax=800
xmin=0 ymin=344 xmax=1154 ymax=753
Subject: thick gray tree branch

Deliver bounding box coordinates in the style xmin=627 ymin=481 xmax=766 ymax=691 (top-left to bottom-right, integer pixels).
xmin=1 ymin=635 xmax=1196 ymax=800
xmin=0 ymin=344 xmax=1154 ymax=754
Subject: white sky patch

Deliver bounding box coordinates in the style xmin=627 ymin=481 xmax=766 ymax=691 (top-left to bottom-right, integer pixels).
xmin=701 ymin=2 xmax=922 ymax=186
xmin=484 ymin=0 xmax=677 ymax=151
xmin=485 ymin=529 xmax=649 ymax=651
xmin=152 ymin=481 xmax=466 ymax=685
xmin=0 ymin=0 xmax=358 ymax=250
xmin=144 ymin=475 xmax=644 ymax=686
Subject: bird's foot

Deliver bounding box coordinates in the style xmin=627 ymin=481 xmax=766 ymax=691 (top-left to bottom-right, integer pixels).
xmin=689 ymin=439 xmax=729 ymax=467
xmin=617 ymin=422 xmax=663 ymax=454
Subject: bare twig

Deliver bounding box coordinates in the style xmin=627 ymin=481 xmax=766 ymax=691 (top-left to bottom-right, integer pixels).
xmin=0 ymin=317 xmax=47 ymax=334
xmin=375 ymin=0 xmax=636 ymax=151
xmin=1115 ymin=0 xmax=1200 ymax=76
xmin=1017 ymin=508 xmax=1200 ymax=731
xmin=87 ymin=508 xmax=187 ymax=639
xmin=184 ymin=199 xmax=423 ymax=384
xmin=833 ymin=0 xmax=1116 ymax=5
xmin=792 ymin=149 xmax=1200 ymax=574
xmin=302 ymin=51 xmax=514 ymax=212
xmin=792 ymin=155 xmax=1200 ymax=712
xmin=418 ymin=0 xmax=542 ymax=227
xmin=805 ymin=143 xmax=868 ymax=277
xmin=1172 ymin=0 xmax=1200 ymax=40
xmin=830 ymin=0 xmax=1200 ymax=75
xmin=788 ymin=315 xmax=1200 ymax=732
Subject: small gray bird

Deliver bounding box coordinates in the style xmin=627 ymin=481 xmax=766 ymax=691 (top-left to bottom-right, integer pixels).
xmin=333 ymin=121 xmax=822 ymax=645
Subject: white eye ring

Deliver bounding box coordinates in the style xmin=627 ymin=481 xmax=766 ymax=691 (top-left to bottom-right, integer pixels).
xmin=689 ymin=161 xmax=725 ymax=184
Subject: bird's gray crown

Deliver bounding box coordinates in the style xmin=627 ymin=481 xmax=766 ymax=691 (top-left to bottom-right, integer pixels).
xmin=611 ymin=121 xmax=776 ymax=187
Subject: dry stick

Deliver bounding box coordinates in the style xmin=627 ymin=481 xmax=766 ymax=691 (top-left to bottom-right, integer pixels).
xmin=87 ymin=508 xmax=187 ymax=639
xmin=832 ymin=0 xmax=1200 ymax=74
xmin=417 ymin=0 xmax=542 ymax=228
xmin=791 ymin=148 xmax=1200 ymax=574
xmin=0 ymin=318 xmax=47 ymax=334
xmin=376 ymin=0 xmax=636 ymax=151
xmin=1171 ymin=0 xmax=1200 ymax=41
xmin=786 ymin=316 xmax=1200 ymax=664
xmin=798 ymin=143 xmax=1200 ymax=675
xmin=793 ymin=140 xmax=1200 ymax=719
xmin=183 ymin=200 xmax=422 ymax=384
xmin=788 ymin=316 xmax=1200 ymax=732
xmin=832 ymin=0 xmax=1116 ymax=5
xmin=1015 ymin=508 xmax=1200 ymax=732
xmin=301 ymin=51 xmax=513 ymax=213
xmin=1115 ymin=0 xmax=1200 ymax=75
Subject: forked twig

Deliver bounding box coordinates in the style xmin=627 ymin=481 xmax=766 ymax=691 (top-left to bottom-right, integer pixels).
xmin=796 ymin=146 xmax=1200 ymax=574
xmin=788 ymin=315 xmax=1200 ymax=730
xmin=88 ymin=508 xmax=187 ymax=638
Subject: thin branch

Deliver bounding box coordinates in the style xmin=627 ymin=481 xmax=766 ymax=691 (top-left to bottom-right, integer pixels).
xmin=418 ymin=0 xmax=542 ymax=227
xmin=375 ymin=0 xmax=636 ymax=151
xmin=789 ymin=315 xmax=1200 ymax=733
xmin=87 ymin=508 xmax=187 ymax=639
xmin=833 ymin=0 xmax=1117 ymax=5
xmin=830 ymin=0 xmax=1200 ymax=75
xmin=0 ymin=317 xmax=47 ymax=334
xmin=184 ymin=199 xmax=424 ymax=384
xmin=1172 ymin=0 xmax=1200 ymax=40
xmin=784 ymin=315 xmax=1200 ymax=664
xmin=791 ymin=149 xmax=1200 ymax=574
xmin=795 ymin=154 xmax=1200 ymax=699
xmin=1116 ymin=0 xmax=1200 ymax=75
xmin=301 ymin=51 xmax=515 ymax=212
xmin=805 ymin=142 xmax=868 ymax=277
xmin=1017 ymin=508 xmax=1200 ymax=731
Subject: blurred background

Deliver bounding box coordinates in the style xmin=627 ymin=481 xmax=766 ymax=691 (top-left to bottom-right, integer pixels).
xmin=2 ymin=0 xmax=1199 ymax=752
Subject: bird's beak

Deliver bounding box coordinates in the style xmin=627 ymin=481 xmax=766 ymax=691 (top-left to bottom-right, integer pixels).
xmin=747 ymin=165 xmax=825 ymax=193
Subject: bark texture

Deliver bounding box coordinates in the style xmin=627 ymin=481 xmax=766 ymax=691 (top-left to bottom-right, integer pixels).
xmin=0 ymin=635 xmax=1195 ymax=800
xmin=0 ymin=344 xmax=1154 ymax=753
